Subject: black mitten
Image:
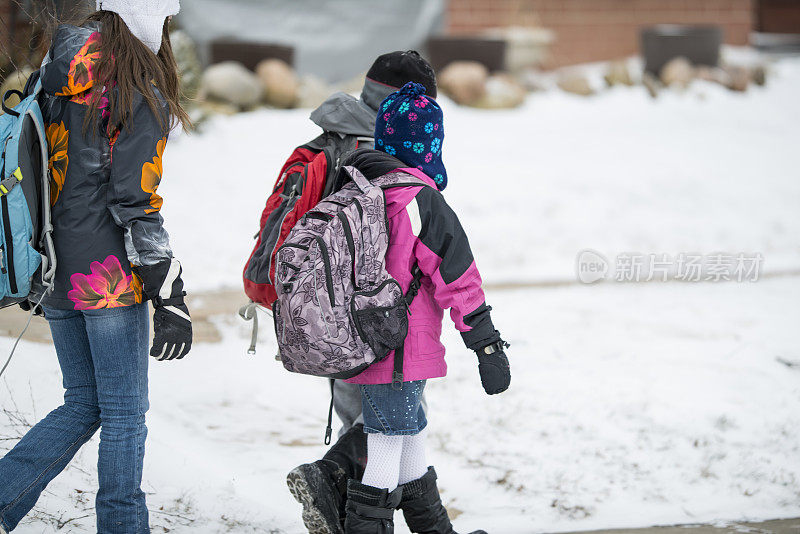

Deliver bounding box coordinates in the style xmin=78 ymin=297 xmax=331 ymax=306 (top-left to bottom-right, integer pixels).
xmin=476 ymin=341 xmax=510 ymax=395
xmin=134 ymin=258 xmax=192 ymax=361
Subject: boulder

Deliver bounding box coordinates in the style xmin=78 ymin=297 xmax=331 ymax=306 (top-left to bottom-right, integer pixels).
xmin=604 ymin=60 xmax=634 ymax=87
xmin=170 ymin=30 xmax=202 ymax=101
xmin=438 ymin=61 xmax=488 ymax=106
xmin=660 ymin=57 xmax=694 ymax=88
xmin=557 ymin=72 xmax=594 ymax=96
xmin=256 ymin=59 xmax=299 ymax=109
xmin=297 ymin=74 xmax=331 ymax=109
xmin=202 ymin=61 xmax=262 ymax=109
xmin=695 ymin=65 xmax=730 ymax=86
xmin=516 ymin=68 xmax=547 ymax=92
xmin=642 ymin=71 xmax=660 ymax=99
xmin=751 ymin=64 xmax=767 ymax=86
xmin=473 ymin=74 xmax=527 ymax=109
xmin=724 ymin=65 xmax=750 ymax=92
xmin=0 ymin=67 xmax=35 ymax=114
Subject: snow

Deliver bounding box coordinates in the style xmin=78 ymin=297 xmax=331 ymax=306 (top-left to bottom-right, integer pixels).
xmin=2 ymin=54 xmax=800 ymax=532
xmin=2 ymin=279 xmax=799 ymax=532
xmin=160 ymin=54 xmax=800 ymax=291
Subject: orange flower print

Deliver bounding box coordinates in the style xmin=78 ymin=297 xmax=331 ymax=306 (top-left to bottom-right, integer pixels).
xmin=68 ymin=255 xmax=141 ymax=310
xmin=141 ymin=136 xmax=167 ymax=214
xmin=56 ymin=32 xmax=101 ymax=97
xmin=46 ymin=122 xmax=69 ymax=206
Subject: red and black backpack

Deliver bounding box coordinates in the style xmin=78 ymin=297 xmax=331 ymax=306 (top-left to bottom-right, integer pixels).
xmin=243 ymin=132 xmax=372 ymax=308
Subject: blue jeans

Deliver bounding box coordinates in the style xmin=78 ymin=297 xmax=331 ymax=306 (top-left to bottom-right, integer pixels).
xmin=0 ymin=303 xmax=150 ymax=533
xmin=360 ymin=380 xmax=427 ymax=436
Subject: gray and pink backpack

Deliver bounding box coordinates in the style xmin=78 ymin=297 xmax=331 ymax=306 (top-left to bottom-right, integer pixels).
xmin=272 ymin=166 xmax=429 ymax=388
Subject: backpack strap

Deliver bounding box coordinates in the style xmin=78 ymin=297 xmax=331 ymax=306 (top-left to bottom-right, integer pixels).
xmin=392 ymin=264 xmax=424 ymax=390
xmin=341 ymin=165 xmax=372 ymax=194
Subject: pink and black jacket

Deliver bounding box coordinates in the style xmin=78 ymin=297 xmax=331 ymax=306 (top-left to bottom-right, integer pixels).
xmin=342 ymin=149 xmax=500 ymax=385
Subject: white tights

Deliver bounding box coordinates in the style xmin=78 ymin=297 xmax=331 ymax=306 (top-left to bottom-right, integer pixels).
xmin=361 ymin=429 xmax=428 ymax=491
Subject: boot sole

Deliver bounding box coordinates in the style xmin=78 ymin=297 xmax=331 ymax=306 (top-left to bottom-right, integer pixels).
xmin=287 ymin=464 xmax=343 ymax=534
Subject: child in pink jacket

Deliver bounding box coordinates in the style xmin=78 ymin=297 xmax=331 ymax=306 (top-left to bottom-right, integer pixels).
xmin=342 ymin=82 xmax=511 ymax=534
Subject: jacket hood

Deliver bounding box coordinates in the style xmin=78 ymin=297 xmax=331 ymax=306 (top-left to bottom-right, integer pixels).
xmin=309 ymin=78 xmax=398 ymax=137
xmin=41 ymin=23 xmax=102 ymax=98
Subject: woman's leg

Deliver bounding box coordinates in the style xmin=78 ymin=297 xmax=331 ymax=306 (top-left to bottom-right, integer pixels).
xmin=0 ymin=308 xmax=101 ymax=531
xmin=83 ymin=303 xmax=150 ymax=534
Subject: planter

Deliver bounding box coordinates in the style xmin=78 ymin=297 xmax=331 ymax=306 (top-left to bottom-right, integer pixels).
xmin=640 ymin=25 xmax=723 ymax=75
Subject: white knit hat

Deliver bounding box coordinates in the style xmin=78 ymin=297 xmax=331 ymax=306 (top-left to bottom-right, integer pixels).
xmin=96 ymin=0 xmax=180 ymax=54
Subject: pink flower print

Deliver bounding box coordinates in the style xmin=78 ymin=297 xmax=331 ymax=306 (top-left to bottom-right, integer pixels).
xmin=385 ymin=126 xmax=395 ymax=135
xmin=415 ymin=97 xmax=428 ymax=108
xmin=383 ymin=113 xmax=391 ymax=121
xmin=68 ymin=255 xmax=141 ymax=310
xmin=425 ymin=152 xmax=433 ymax=163
xmin=434 ymin=124 xmax=439 ymax=131
xmin=409 ymin=112 xmax=417 ymax=121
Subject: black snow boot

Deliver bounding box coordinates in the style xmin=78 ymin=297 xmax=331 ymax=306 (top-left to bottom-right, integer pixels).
xmin=287 ymin=424 xmax=368 ymax=534
xmin=399 ymin=467 xmax=487 ymax=534
xmin=344 ymin=480 xmax=403 ymax=534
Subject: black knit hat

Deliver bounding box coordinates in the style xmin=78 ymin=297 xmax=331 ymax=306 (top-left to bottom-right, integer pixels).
xmin=366 ymin=50 xmax=437 ymax=99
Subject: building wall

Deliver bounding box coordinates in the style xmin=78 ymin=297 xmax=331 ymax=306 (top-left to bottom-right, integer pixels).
xmin=757 ymin=0 xmax=800 ymax=33
xmin=446 ymin=0 xmax=754 ymax=68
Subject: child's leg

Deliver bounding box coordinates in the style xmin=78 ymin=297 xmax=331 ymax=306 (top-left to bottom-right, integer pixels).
xmin=398 ymin=429 xmax=428 ymax=485
xmin=361 ymin=433 xmax=403 ymax=490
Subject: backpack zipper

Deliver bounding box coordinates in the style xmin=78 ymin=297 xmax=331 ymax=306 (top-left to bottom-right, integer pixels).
xmin=1 ymin=195 xmax=17 ymax=294
xmin=336 ymin=211 xmax=357 ymax=289
xmin=314 ymin=236 xmax=336 ymax=307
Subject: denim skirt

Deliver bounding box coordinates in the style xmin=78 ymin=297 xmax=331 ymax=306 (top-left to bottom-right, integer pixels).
xmin=360 ymin=380 xmax=427 ymax=436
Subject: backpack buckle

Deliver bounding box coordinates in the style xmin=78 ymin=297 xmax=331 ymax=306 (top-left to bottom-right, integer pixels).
xmin=0 ymin=169 xmax=21 ymax=195
xmin=391 ymin=371 xmax=404 ymax=390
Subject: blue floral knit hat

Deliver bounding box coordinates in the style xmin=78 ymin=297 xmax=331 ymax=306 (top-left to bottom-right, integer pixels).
xmin=375 ymin=82 xmax=447 ymax=190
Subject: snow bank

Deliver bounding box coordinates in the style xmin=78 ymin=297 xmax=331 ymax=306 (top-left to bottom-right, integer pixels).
xmin=159 ymin=57 xmax=800 ymax=292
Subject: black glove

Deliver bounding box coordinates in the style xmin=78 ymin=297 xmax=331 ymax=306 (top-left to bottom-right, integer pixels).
xmin=476 ymin=341 xmax=510 ymax=395
xmin=134 ymin=258 xmax=192 ymax=361
xmin=18 ymin=300 xmax=43 ymax=316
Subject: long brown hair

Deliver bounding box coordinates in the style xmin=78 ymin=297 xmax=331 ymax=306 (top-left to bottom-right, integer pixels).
xmin=83 ymin=10 xmax=191 ymax=134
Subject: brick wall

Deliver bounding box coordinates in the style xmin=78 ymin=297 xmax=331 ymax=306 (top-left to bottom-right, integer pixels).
xmin=447 ymin=0 xmax=755 ymax=68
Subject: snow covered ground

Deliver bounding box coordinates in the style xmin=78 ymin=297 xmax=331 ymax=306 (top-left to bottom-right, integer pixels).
xmin=2 ymin=279 xmax=799 ymax=533
xmin=159 ymin=53 xmax=800 ymax=291
xmin=1 ymin=53 xmax=799 ymax=532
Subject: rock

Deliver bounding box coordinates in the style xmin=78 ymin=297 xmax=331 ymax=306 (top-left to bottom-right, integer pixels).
xmin=604 ymin=60 xmax=634 ymax=87
xmin=297 ymin=74 xmax=331 ymax=109
xmin=438 ymin=61 xmax=488 ymax=106
xmin=660 ymin=57 xmax=694 ymax=88
xmin=724 ymin=65 xmax=750 ymax=92
xmin=515 ymin=68 xmax=547 ymax=92
xmin=751 ymin=64 xmax=767 ymax=86
xmin=642 ymin=71 xmax=660 ymax=98
xmin=256 ymin=59 xmax=299 ymax=109
xmin=202 ymin=61 xmax=262 ymax=109
xmin=0 ymin=67 xmax=35 ymax=114
xmin=473 ymin=73 xmax=527 ymax=109
xmin=170 ymin=30 xmax=202 ymax=102
xmin=694 ymin=65 xmax=731 ymax=87
xmin=557 ymin=72 xmax=594 ymax=96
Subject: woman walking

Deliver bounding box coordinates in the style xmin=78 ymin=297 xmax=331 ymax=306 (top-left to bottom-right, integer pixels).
xmin=0 ymin=1 xmax=192 ymax=532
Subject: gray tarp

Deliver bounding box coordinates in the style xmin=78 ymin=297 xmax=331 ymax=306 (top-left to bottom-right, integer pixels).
xmin=177 ymin=0 xmax=445 ymax=82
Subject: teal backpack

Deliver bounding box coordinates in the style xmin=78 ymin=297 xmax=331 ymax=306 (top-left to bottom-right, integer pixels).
xmin=0 ymin=73 xmax=56 ymax=310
